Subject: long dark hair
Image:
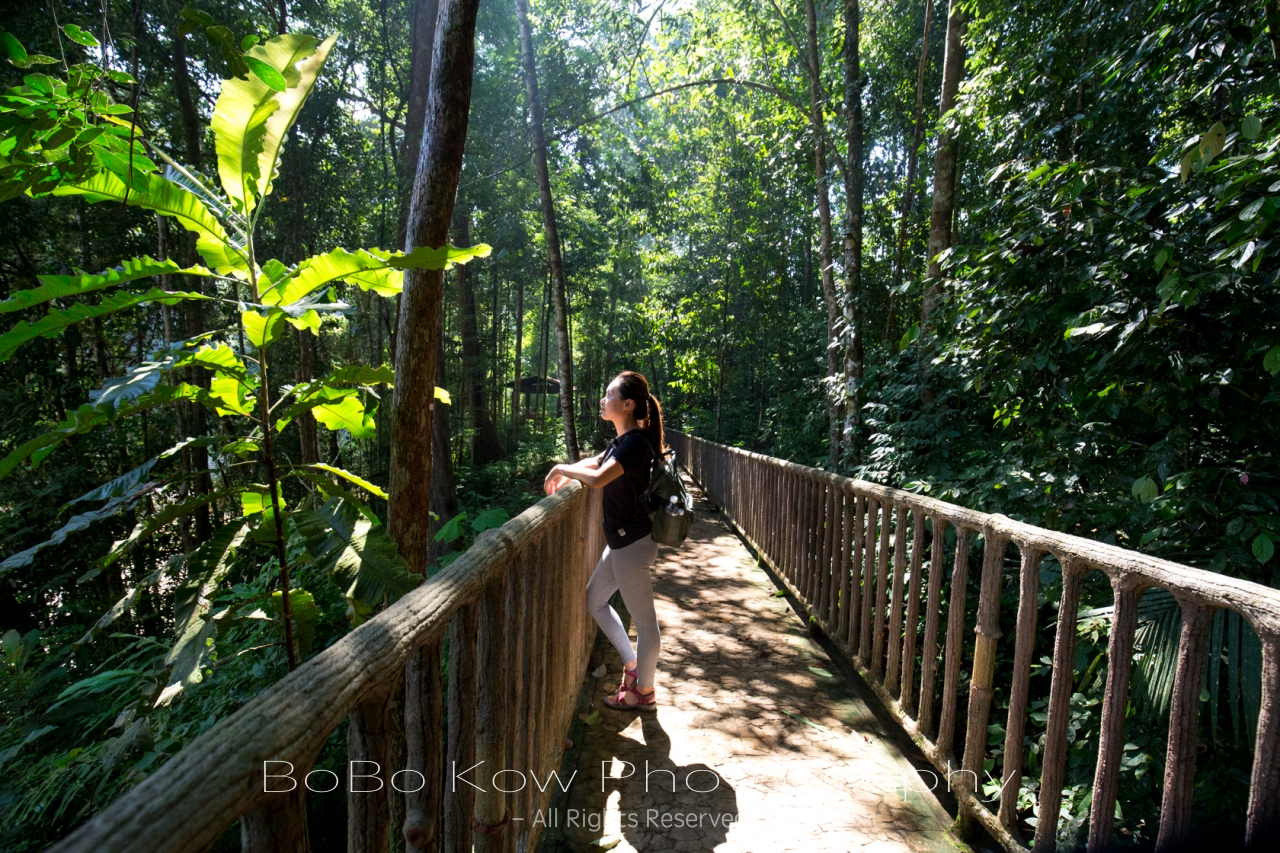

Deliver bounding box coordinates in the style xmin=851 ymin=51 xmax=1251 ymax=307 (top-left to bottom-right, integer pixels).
xmin=615 ymin=370 xmax=665 ymax=453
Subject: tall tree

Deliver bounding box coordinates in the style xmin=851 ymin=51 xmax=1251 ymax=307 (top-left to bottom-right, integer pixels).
xmin=170 ymin=22 xmax=213 ymax=546
xmin=803 ymin=0 xmax=841 ymax=468
xmin=920 ymin=0 xmax=967 ymax=335
xmin=885 ymin=0 xmax=934 ymax=348
xmin=453 ymin=203 xmax=507 ymax=464
xmin=390 ymin=0 xmax=483 ymax=575
xmin=840 ymin=0 xmax=865 ymax=468
xmin=513 ymin=0 xmax=580 ymax=461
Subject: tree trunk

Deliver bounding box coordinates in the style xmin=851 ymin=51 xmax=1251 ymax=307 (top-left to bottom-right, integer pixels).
xmin=296 ymin=329 xmax=320 ymax=464
xmin=172 ymin=25 xmax=212 ymax=546
xmin=920 ymin=0 xmax=967 ymax=331
xmin=391 ymin=0 xmax=441 ymax=366
xmin=511 ymin=277 xmax=523 ymax=451
xmin=1268 ymin=1 xmax=1280 ymax=60
xmin=389 ymin=0 xmax=483 ymax=577
xmin=805 ymin=0 xmax=840 ymax=469
xmin=841 ymin=0 xmax=865 ymax=470
xmin=514 ymin=0 xmax=579 ymax=461
xmin=886 ymin=0 xmax=933 ymax=349
xmin=453 ymin=204 xmax=506 ymax=465
xmin=428 ymin=333 xmax=459 ymax=570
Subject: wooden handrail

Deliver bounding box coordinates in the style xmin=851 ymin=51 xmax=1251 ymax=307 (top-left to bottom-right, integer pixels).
xmin=668 ymin=430 xmax=1280 ymax=853
xmin=47 ymin=483 xmax=605 ymax=853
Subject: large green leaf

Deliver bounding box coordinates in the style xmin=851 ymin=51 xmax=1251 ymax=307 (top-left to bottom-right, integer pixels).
xmin=312 ymin=394 xmax=375 ymax=438
xmin=52 ymin=171 xmax=247 ymax=275
xmin=211 ymin=34 xmax=336 ymax=214
xmin=294 ymin=497 xmax=418 ymax=613
xmin=260 ymin=244 xmax=492 ymax=307
xmin=0 ymin=256 xmax=212 ymax=315
xmin=270 ymin=588 xmax=321 ymax=657
xmin=0 ymin=288 xmax=209 ymax=363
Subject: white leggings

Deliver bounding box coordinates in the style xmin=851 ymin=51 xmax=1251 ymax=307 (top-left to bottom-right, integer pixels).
xmin=586 ymin=536 xmax=661 ymax=688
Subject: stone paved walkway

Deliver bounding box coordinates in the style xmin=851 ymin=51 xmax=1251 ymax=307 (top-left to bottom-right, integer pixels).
xmin=535 ymin=477 xmax=967 ymax=853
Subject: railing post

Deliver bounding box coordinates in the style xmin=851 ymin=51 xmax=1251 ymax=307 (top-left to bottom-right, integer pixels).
xmin=1246 ymin=634 xmax=1280 ymax=848
xmin=348 ymin=678 xmax=396 ymax=853
xmin=871 ymin=500 xmax=893 ymax=680
xmin=1032 ymin=555 xmax=1086 ymax=853
xmin=443 ymin=602 xmax=478 ymax=853
xmin=404 ymin=639 xmax=444 ymax=852
xmin=474 ymin=574 xmax=510 ymax=851
xmin=917 ymin=516 xmax=946 ymax=735
xmin=1155 ymin=599 xmax=1213 ymax=852
xmin=821 ymin=480 xmax=839 ymax=629
xmin=900 ymin=509 xmax=927 ymax=716
xmin=936 ymin=525 xmax=971 ymax=760
xmin=1086 ymin=575 xmax=1140 ymax=849
xmin=240 ymin=785 xmax=309 ymax=853
xmin=846 ymin=493 xmax=866 ymax=656
xmin=837 ymin=485 xmax=855 ymax=647
xmin=959 ymin=524 xmax=1011 ymax=836
xmin=858 ymin=497 xmax=878 ymax=668
xmin=885 ymin=501 xmax=910 ymax=692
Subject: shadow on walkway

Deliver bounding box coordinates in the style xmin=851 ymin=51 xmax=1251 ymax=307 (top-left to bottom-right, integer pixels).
xmin=537 ymin=476 xmax=965 ymax=853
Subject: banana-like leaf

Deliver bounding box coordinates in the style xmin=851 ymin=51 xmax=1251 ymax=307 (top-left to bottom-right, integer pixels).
xmin=260 ymin=244 xmax=492 ymax=307
xmin=90 ymin=357 xmax=173 ymax=409
xmin=72 ymin=553 xmax=186 ymax=651
xmin=52 ymin=171 xmax=247 ymax=275
xmin=172 ymin=521 xmax=250 ymax=632
xmin=294 ymin=497 xmax=418 ymax=612
xmin=96 ymin=487 xmax=245 ymax=573
xmin=212 ymin=34 xmax=336 ymax=214
xmin=0 ymin=495 xmax=135 ymax=575
xmin=302 ymin=463 xmax=388 ymax=499
xmin=0 ymin=288 xmax=209 ymax=363
xmin=66 ymin=436 xmax=204 ymax=506
xmin=1122 ymin=588 xmax=1262 ymax=745
xmin=0 ymin=256 xmax=212 ymax=315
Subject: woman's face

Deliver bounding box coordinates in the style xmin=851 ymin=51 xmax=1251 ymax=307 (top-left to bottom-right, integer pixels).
xmin=600 ymin=379 xmax=632 ymax=422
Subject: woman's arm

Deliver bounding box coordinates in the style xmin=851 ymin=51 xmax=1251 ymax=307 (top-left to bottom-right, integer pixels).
xmin=548 ymin=457 xmax=624 ymax=490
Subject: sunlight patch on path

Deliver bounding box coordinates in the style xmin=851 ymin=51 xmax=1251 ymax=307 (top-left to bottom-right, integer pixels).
xmin=536 ymin=477 xmax=967 ymax=853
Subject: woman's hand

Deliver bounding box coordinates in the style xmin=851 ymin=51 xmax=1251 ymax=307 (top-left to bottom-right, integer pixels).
xmin=543 ymin=464 xmax=570 ymax=495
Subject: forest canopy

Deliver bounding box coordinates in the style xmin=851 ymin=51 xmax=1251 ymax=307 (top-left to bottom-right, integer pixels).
xmin=1 ymin=0 xmax=1277 ymax=850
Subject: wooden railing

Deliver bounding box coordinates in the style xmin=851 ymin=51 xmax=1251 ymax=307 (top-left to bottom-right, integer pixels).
xmin=669 ymin=431 xmax=1280 ymax=853
xmin=48 ymin=483 xmax=605 ymax=853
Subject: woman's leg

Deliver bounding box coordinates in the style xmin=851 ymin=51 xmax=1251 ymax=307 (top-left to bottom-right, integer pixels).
xmin=609 ymin=537 xmax=661 ymax=689
xmin=586 ymin=547 xmax=637 ymax=667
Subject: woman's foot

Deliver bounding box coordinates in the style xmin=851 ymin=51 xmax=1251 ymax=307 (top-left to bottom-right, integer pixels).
xmin=604 ymin=676 xmax=657 ymax=711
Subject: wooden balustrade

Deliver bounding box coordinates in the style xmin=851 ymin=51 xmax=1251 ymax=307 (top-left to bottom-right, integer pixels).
xmin=669 ymin=430 xmax=1280 ymax=853
xmin=48 ymin=483 xmax=606 ymax=853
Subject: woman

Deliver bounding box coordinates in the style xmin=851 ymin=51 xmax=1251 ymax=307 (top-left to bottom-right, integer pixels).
xmin=543 ymin=370 xmax=665 ymax=711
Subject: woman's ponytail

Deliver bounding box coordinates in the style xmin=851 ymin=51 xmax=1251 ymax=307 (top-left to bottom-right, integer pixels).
xmin=615 ymin=370 xmax=666 ymax=453
xmin=644 ymin=392 xmax=665 ymax=454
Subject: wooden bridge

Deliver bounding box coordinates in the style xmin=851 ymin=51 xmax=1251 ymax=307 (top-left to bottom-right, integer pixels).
xmin=45 ymin=433 xmax=1280 ymax=853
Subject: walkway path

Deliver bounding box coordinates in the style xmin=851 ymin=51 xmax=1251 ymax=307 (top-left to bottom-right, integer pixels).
xmin=535 ymin=476 xmax=967 ymax=853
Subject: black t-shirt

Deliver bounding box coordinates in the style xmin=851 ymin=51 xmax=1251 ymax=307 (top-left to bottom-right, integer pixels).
xmin=600 ymin=429 xmax=655 ymax=550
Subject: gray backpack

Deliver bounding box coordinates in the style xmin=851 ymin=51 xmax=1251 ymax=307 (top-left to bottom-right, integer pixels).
xmin=643 ymin=442 xmax=694 ymax=547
